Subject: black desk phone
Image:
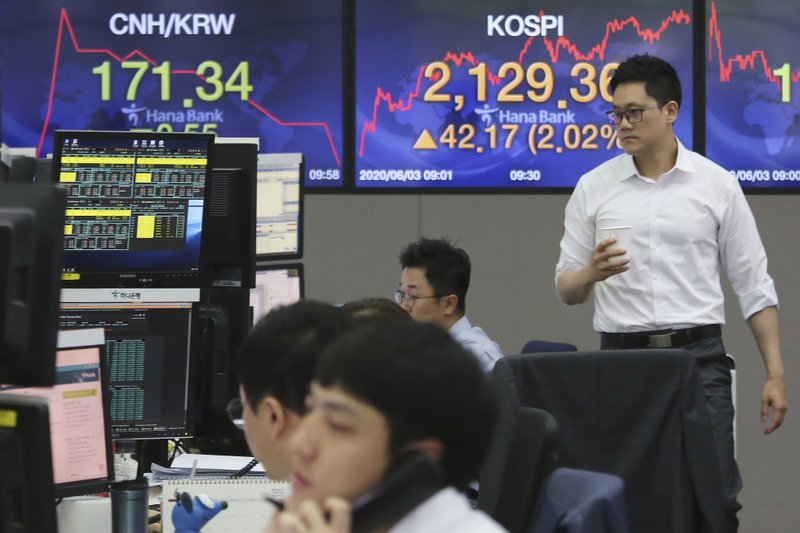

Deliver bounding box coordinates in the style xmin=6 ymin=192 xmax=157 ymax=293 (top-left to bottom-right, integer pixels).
xmin=350 ymin=451 xmax=445 ymax=533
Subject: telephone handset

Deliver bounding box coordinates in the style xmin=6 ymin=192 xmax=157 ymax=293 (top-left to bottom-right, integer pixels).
xmin=350 ymin=451 xmax=445 ymax=533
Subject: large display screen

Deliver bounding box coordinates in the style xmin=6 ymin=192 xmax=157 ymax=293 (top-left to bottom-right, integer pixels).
xmin=706 ymin=0 xmax=800 ymax=190
xmin=355 ymin=0 xmax=694 ymax=189
xmin=0 ymin=0 xmax=344 ymax=189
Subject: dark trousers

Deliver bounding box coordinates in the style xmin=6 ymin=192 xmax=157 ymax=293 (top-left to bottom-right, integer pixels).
xmin=688 ymin=337 xmax=741 ymax=532
xmin=601 ymin=335 xmax=741 ymax=532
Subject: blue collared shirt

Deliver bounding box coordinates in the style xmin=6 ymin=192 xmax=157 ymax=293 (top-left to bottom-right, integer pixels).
xmin=449 ymin=315 xmax=504 ymax=372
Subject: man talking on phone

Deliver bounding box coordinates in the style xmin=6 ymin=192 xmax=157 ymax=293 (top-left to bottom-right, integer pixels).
xmin=555 ymin=54 xmax=787 ymax=530
xmin=266 ymin=321 xmax=506 ymax=533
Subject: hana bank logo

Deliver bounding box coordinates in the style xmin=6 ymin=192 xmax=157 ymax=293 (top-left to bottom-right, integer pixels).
xmin=475 ymin=104 xmax=500 ymax=126
xmin=121 ymin=103 xmax=147 ymax=126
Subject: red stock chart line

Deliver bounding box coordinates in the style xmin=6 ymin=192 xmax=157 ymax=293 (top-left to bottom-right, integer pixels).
xmin=708 ymin=0 xmax=800 ymax=86
xmin=37 ymin=8 xmax=340 ymax=166
xmin=359 ymin=9 xmax=691 ymax=157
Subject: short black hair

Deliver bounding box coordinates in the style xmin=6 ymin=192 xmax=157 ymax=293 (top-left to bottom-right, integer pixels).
xmin=609 ymin=54 xmax=682 ymax=108
xmin=315 ymin=321 xmax=496 ymax=490
xmin=237 ymin=300 xmax=352 ymax=415
xmin=340 ymin=297 xmax=413 ymax=325
xmin=399 ymin=237 xmax=470 ymax=314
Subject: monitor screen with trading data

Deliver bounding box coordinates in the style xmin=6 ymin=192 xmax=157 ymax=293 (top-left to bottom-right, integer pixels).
xmin=256 ymin=153 xmax=303 ymax=259
xmin=57 ymin=299 xmax=195 ymax=440
xmin=250 ymin=263 xmax=304 ymax=325
xmin=51 ymin=130 xmax=214 ymax=288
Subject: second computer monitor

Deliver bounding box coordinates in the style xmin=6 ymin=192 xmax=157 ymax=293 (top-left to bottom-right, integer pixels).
xmin=256 ymin=153 xmax=303 ymax=260
xmin=58 ymin=299 xmax=196 ymax=440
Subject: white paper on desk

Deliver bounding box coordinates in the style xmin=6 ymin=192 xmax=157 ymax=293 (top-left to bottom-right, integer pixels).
xmin=170 ymin=453 xmax=266 ymax=474
xmin=161 ymin=477 xmax=289 ymax=533
xmin=151 ymin=454 xmax=266 ymax=482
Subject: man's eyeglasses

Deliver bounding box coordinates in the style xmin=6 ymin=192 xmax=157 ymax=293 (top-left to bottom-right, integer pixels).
xmin=393 ymin=290 xmax=444 ymax=307
xmin=226 ymin=398 xmax=244 ymax=430
xmin=606 ymin=105 xmax=662 ymax=125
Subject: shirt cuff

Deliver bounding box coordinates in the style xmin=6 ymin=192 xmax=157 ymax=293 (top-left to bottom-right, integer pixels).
xmin=739 ymin=280 xmax=779 ymax=320
xmin=555 ymin=260 xmax=583 ymax=281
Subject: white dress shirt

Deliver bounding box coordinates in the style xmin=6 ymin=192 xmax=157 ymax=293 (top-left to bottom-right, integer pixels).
xmin=390 ymin=487 xmax=507 ymax=532
xmin=556 ymin=138 xmax=778 ymax=333
xmin=449 ymin=315 xmax=504 ymax=372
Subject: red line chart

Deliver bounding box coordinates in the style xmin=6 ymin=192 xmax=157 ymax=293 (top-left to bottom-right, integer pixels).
xmin=708 ymin=0 xmax=800 ymax=87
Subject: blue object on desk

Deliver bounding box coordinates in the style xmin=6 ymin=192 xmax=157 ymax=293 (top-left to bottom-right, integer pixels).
xmin=172 ymin=491 xmax=228 ymax=533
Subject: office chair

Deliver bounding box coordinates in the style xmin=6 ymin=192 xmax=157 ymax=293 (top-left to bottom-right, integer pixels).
xmin=486 ymin=407 xmax=558 ymax=533
xmin=520 ymin=340 xmax=577 ymax=354
xmin=530 ymin=467 xmax=629 ymax=533
xmin=487 ymin=349 xmax=729 ymax=533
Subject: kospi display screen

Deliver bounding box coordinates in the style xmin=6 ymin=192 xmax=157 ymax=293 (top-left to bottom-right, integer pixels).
xmin=354 ymin=0 xmax=694 ymax=189
xmin=0 ymin=0 xmax=344 ymax=189
xmin=706 ymin=0 xmax=800 ymax=190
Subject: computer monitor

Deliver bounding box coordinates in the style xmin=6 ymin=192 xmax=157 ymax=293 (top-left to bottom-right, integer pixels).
xmin=50 ymin=130 xmax=215 ymax=288
xmin=250 ymin=263 xmax=304 ymax=325
xmin=0 ymin=328 xmax=113 ymax=498
xmin=256 ymin=153 xmax=303 ymax=260
xmin=58 ymin=296 xmax=196 ymax=440
xmin=0 ymin=394 xmax=57 ymax=532
xmin=0 ymin=184 xmax=66 ymax=387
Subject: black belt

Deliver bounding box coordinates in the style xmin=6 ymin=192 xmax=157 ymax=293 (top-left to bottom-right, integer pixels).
xmin=600 ymin=324 xmax=721 ymax=349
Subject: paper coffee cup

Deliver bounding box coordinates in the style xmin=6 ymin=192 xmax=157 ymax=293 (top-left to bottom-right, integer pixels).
xmin=597 ymin=226 xmax=631 ymax=262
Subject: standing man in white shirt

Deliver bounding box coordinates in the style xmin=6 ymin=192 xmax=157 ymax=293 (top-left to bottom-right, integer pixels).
xmin=555 ymin=54 xmax=788 ymax=530
xmin=396 ymin=237 xmax=503 ymax=372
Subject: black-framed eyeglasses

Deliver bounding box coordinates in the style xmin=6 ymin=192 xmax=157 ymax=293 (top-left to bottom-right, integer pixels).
xmin=393 ymin=289 xmax=444 ymax=307
xmin=225 ymin=398 xmax=244 ymax=430
xmin=606 ymin=105 xmax=662 ymax=125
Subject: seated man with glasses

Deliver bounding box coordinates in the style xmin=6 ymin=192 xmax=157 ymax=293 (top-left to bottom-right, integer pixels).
xmin=235 ymin=300 xmax=353 ymax=480
xmin=396 ymin=237 xmax=503 ymax=372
